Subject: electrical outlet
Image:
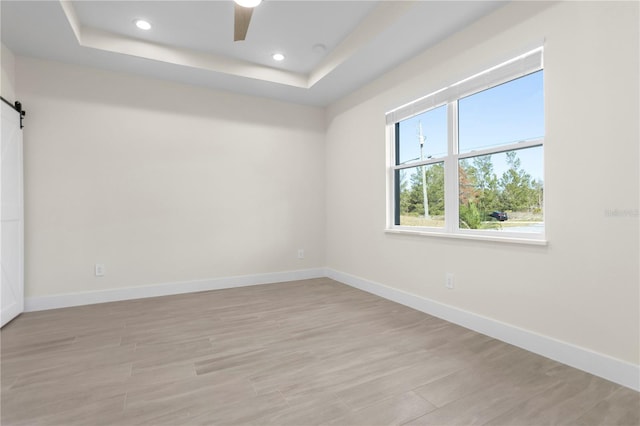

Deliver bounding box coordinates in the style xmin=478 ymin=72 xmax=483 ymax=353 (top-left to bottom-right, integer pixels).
xmin=95 ymin=263 xmax=105 ymax=277
xmin=297 ymin=249 xmax=305 ymax=259
xmin=445 ymin=273 xmax=454 ymax=289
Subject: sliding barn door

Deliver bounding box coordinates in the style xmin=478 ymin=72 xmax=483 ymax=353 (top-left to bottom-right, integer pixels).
xmin=1 ymin=101 xmax=24 ymax=327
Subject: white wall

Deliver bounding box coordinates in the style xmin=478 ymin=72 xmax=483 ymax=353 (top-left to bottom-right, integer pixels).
xmin=325 ymin=0 xmax=639 ymax=367
xmin=1 ymin=43 xmax=16 ymax=102
xmin=17 ymin=57 xmax=326 ymax=298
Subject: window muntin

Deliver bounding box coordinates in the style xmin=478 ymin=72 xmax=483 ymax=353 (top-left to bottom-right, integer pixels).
xmin=388 ymin=49 xmax=545 ymax=242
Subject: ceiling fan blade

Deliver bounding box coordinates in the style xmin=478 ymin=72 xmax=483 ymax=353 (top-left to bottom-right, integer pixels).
xmin=234 ymin=3 xmax=253 ymax=42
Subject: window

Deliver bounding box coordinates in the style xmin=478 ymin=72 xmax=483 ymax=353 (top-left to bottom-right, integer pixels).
xmin=387 ymin=48 xmax=545 ymax=243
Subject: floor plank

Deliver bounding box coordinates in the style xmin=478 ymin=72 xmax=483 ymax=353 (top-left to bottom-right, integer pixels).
xmin=1 ymin=278 xmax=638 ymax=425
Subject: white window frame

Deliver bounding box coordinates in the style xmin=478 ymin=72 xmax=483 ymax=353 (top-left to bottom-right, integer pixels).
xmin=385 ymin=47 xmax=546 ymax=245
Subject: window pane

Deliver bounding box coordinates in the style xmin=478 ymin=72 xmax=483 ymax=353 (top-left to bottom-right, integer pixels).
xmin=459 ymin=146 xmax=543 ymax=233
xmin=397 ymin=105 xmax=447 ymax=165
xmin=397 ymin=163 xmax=445 ymax=227
xmin=458 ymin=71 xmax=544 ymax=154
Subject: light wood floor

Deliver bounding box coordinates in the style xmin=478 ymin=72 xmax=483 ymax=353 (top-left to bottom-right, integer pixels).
xmin=1 ymin=278 xmax=638 ymax=425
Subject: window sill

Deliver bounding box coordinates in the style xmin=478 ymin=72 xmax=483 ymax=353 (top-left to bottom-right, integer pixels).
xmin=385 ymin=227 xmax=548 ymax=246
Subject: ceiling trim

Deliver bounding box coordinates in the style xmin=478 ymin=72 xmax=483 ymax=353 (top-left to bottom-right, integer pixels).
xmin=59 ymin=0 xmax=418 ymax=90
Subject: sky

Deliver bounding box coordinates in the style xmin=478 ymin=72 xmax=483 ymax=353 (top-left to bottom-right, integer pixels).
xmin=397 ymin=70 xmax=544 ymax=181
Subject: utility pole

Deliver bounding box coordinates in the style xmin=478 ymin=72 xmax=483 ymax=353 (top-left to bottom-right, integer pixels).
xmin=418 ymin=121 xmax=429 ymax=219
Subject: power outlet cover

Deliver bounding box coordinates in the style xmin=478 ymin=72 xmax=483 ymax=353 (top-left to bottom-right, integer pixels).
xmin=95 ymin=264 xmax=105 ymax=277
xmin=445 ymin=273 xmax=454 ymax=289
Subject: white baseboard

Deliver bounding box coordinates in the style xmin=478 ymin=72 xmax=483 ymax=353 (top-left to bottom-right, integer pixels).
xmin=22 ymin=266 xmax=639 ymax=391
xmin=325 ymin=268 xmax=640 ymax=392
xmin=24 ymin=268 xmax=325 ymax=312
xmin=1 ymin=302 xmax=24 ymax=328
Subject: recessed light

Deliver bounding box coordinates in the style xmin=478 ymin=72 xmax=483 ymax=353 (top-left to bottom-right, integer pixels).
xmin=235 ymin=0 xmax=262 ymax=7
xmin=134 ymin=19 xmax=151 ymax=30
xmin=272 ymin=53 xmax=285 ymax=62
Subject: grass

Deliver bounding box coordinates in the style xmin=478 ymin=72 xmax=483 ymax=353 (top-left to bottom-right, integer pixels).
xmin=399 ymin=215 xmax=445 ymax=227
xmin=400 ymin=211 xmax=543 ymax=229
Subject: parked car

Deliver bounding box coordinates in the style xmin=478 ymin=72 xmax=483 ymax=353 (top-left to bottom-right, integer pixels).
xmin=489 ymin=211 xmax=508 ymax=221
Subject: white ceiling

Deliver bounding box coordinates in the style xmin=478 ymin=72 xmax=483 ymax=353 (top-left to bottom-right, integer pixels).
xmin=1 ymin=0 xmax=506 ymax=106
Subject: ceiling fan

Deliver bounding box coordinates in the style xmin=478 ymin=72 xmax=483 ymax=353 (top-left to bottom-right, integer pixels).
xmin=234 ymin=0 xmax=262 ymax=41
